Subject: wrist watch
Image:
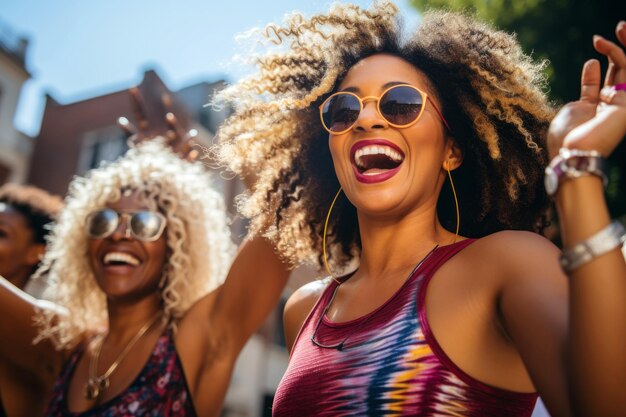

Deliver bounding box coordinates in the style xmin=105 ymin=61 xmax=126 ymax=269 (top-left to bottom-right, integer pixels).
xmin=544 ymin=148 xmax=608 ymax=197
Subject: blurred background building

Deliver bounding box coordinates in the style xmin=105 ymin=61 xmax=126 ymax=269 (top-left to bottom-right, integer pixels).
xmin=0 ymin=20 xmax=32 ymax=184
xmin=27 ymin=69 xmax=241 ymax=206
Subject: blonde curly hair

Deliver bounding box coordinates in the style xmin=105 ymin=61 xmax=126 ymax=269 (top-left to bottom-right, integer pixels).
xmin=215 ymin=1 xmax=555 ymax=272
xmin=34 ymin=140 xmax=235 ymax=349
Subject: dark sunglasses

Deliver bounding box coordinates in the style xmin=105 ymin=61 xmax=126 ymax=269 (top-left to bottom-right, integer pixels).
xmin=86 ymin=208 xmax=167 ymax=242
xmin=319 ymin=84 xmax=451 ymax=134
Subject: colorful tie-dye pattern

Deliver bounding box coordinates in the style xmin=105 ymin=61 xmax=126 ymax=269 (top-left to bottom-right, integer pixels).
xmin=273 ymin=239 xmax=537 ymax=416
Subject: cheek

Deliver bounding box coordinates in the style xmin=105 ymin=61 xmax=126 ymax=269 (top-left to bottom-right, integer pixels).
xmin=0 ymin=238 xmax=17 ymax=254
xmin=87 ymin=240 xmax=101 ymax=267
xmin=407 ymin=128 xmax=447 ymax=160
xmin=0 ymin=232 xmax=28 ymax=254
xmin=328 ymin=137 xmax=340 ymax=160
xmin=147 ymin=239 xmax=168 ymax=268
xmin=328 ymin=137 xmax=351 ymax=175
xmin=0 ymin=240 xmax=21 ymax=270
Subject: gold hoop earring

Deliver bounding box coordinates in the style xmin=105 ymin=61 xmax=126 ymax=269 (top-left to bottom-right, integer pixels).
xmin=447 ymin=167 xmax=460 ymax=243
xmin=323 ymin=187 xmax=343 ymax=284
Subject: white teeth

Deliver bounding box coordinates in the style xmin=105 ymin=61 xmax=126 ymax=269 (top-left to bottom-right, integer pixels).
xmin=354 ymin=145 xmax=403 ymax=168
xmin=103 ymin=252 xmax=140 ymax=267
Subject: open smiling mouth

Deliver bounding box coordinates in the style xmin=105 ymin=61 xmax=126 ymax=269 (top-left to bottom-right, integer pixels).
xmin=103 ymin=252 xmax=141 ymax=268
xmin=352 ymin=143 xmax=404 ymax=182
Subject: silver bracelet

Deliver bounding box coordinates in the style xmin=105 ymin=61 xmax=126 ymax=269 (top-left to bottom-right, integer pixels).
xmin=560 ymin=221 xmax=626 ymax=273
xmin=544 ymin=148 xmax=608 ymax=197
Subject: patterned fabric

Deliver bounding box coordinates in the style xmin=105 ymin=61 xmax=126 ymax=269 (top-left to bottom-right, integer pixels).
xmin=273 ymin=239 xmax=538 ymax=416
xmin=45 ymin=328 xmax=196 ymax=417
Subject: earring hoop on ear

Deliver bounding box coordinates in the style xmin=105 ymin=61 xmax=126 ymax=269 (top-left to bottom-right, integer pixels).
xmin=323 ymin=187 xmax=343 ymax=284
xmin=446 ymin=166 xmax=460 ymax=243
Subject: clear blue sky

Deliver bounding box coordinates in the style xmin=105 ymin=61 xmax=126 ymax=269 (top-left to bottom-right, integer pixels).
xmin=0 ymin=0 xmax=418 ymax=136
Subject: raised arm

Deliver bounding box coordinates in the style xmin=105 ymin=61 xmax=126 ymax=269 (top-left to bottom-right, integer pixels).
xmin=176 ymin=233 xmax=290 ymax=416
xmin=547 ymin=21 xmax=626 ymax=416
xmin=0 ymin=276 xmax=65 ymax=380
xmin=210 ymin=234 xmax=291 ymax=351
xmin=205 ymin=168 xmax=292 ymax=352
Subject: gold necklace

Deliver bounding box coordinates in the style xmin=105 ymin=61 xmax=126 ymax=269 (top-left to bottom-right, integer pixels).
xmin=84 ymin=314 xmax=162 ymax=400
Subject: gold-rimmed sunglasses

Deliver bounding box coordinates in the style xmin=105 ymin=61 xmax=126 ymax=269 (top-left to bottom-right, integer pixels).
xmin=319 ymin=84 xmax=451 ymax=135
xmin=85 ymin=209 xmax=167 ymax=242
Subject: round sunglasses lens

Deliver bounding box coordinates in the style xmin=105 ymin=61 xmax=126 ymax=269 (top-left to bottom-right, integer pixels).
xmin=130 ymin=212 xmax=164 ymax=241
xmin=322 ymin=94 xmax=360 ymax=133
xmin=87 ymin=209 xmax=118 ymax=238
xmin=380 ymin=86 xmax=424 ymax=125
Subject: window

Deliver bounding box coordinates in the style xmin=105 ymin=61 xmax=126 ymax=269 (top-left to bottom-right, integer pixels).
xmin=78 ymin=126 xmax=128 ymax=174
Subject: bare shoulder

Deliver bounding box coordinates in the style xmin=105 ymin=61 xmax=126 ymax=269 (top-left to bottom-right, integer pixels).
xmin=442 ymin=231 xmax=566 ymax=306
xmin=461 ymin=230 xmax=561 ymax=274
xmin=459 ymin=231 xmax=568 ymax=316
xmin=475 ymin=229 xmax=558 ymax=251
xmin=283 ymin=278 xmax=330 ymax=352
xmin=285 ymin=279 xmax=328 ymax=313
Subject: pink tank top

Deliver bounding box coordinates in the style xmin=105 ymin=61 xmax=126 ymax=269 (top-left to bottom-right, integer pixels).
xmin=273 ymin=239 xmax=538 ymax=416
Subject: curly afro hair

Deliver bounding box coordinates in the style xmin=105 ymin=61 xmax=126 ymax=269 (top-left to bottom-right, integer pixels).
xmin=215 ymin=1 xmax=555 ymax=273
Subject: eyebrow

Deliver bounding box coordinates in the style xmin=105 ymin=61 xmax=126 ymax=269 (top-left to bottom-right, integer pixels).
xmin=340 ymin=81 xmax=409 ymax=94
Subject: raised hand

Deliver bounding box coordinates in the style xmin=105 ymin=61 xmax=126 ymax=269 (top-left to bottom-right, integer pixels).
xmin=118 ymin=87 xmax=201 ymax=162
xmin=548 ymin=21 xmax=626 ymax=159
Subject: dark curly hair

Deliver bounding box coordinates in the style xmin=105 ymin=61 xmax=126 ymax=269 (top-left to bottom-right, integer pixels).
xmin=0 ymin=183 xmax=63 ymax=244
xmin=214 ymin=2 xmax=555 ymax=273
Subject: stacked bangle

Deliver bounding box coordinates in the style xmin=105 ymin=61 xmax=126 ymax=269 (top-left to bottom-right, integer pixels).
xmin=544 ymin=148 xmax=608 ymax=197
xmin=560 ymin=221 xmax=626 ymax=273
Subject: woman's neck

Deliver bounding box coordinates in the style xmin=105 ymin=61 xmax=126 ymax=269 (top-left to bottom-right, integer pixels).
xmin=356 ymin=203 xmax=454 ymax=279
xmin=7 ymin=269 xmax=32 ymax=291
xmin=105 ymin=293 xmax=162 ymax=342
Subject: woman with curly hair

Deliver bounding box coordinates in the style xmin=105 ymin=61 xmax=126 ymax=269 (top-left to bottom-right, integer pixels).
xmin=0 ymin=139 xmax=289 ymax=416
xmin=0 ymin=183 xmax=62 ymax=292
xmin=215 ymin=2 xmax=626 ymax=416
xmin=0 ymin=184 xmax=62 ymax=417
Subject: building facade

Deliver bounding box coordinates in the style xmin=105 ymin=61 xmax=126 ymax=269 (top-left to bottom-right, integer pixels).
xmin=0 ymin=20 xmax=32 ymax=184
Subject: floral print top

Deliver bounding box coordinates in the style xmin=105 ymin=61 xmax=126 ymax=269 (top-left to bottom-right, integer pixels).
xmin=45 ymin=328 xmax=196 ymax=417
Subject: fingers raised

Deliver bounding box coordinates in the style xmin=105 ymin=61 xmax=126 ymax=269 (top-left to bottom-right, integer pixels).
xmin=600 ymin=86 xmax=626 ymax=107
xmin=594 ymin=34 xmax=626 ymax=85
xmin=616 ymin=21 xmax=626 ymax=48
xmin=580 ymin=59 xmax=601 ymax=102
xmin=594 ymin=35 xmax=626 ymax=67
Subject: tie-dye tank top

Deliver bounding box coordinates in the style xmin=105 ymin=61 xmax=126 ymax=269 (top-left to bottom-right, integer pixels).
xmin=273 ymin=239 xmax=538 ymax=416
